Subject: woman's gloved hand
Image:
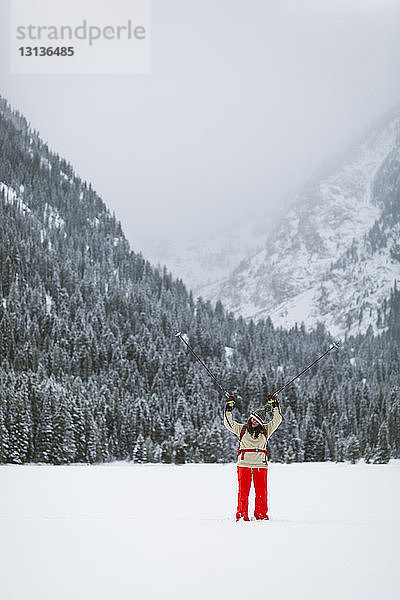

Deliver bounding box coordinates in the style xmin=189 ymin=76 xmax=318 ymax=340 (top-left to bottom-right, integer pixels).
xmin=267 ymin=394 xmax=280 ymax=409
xmin=225 ymin=394 xmax=236 ymax=412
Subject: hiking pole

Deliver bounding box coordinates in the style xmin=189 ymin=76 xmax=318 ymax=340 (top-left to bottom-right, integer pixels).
xmin=267 ymin=342 xmax=340 ymax=403
xmin=175 ymin=331 xmax=231 ymax=399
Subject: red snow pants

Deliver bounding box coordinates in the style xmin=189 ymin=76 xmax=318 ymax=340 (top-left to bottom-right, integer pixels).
xmin=236 ymin=466 xmax=268 ymax=520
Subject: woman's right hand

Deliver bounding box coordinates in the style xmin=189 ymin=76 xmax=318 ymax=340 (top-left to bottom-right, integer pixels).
xmin=225 ymin=394 xmax=236 ymax=411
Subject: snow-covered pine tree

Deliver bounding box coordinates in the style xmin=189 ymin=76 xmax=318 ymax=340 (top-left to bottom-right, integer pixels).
xmin=345 ymin=434 xmax=361 ymax=464
xmin=133 ymin=433 xmax=147 ymax=463
xmin=173 ymin=419 xmax=186 ymax=464
xmin=373 ymin=423 xmax=390 ymax=464
xmin=0 ymin=390 xmax=9 ymax=462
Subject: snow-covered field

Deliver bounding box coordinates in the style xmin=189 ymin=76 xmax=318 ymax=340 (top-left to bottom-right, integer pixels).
xmin=1 ymin=461 xmax=399 ymax=600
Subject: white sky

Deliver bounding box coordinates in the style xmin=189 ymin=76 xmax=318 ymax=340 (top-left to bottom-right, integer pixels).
xmin=1 ymin=0 xmax=400 ymax=245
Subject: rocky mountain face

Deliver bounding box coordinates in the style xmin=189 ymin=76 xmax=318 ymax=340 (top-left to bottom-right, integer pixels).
xmin=206 ymin=106 xmax=400 ymax=337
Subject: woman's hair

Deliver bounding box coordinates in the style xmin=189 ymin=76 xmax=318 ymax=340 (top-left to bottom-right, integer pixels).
xmin=246 ymin=418 xmax=265 ymax=439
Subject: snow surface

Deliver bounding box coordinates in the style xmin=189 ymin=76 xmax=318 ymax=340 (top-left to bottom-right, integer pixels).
xmin=0 ymin=462 xmax=399 ymax=600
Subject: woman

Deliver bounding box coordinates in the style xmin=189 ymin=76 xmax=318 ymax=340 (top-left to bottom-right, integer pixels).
xmin=224 ymin=397 xmax=282 ymax=521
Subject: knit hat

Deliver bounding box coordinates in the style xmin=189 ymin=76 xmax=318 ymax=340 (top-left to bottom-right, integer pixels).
xmin=250 ymin=404 xmax=271 ymax=426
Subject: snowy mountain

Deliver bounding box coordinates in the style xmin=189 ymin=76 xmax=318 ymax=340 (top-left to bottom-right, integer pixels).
xmin=131 ymin=205 xmax=289 ymax=299
xmin=205 ymin=105 xmax=400 ymax=337
xmin=1 ymin=95 xmax=399 ymax=467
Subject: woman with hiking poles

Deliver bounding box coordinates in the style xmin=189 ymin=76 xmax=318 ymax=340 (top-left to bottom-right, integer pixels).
xmin=224 ymin=397 xmax=282 ymax=521
xmin=175 ymin=331 xmax=338 ymax=522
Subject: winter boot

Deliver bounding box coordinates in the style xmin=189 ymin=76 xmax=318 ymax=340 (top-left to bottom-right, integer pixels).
xmin=236 ymin=513 xmax=250 ymax=522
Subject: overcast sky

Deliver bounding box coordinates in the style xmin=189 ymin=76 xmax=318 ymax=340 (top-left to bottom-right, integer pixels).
xmin=1 ymin=0 xmax=400 ymax=247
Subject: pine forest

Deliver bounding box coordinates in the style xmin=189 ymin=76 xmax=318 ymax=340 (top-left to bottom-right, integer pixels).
xmin=0 ymin=97 xmax=399 ymax=466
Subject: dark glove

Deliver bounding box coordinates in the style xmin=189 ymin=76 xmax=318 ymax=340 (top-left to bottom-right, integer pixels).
xmin=225 ymin=394 xmax=235 ymax=412
xmin=267 ymin=394 xmax=279 ymax=409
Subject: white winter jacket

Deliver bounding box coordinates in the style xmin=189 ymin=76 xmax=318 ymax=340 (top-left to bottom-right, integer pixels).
xmin=224 ymin=407 xmax=282 ymax=468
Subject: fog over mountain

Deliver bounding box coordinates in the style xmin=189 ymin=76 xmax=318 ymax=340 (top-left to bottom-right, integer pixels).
xmin=138 ymin=104 xmax=400 ymax=338
xmin=1 ymin=0 xmax=400 ymax=247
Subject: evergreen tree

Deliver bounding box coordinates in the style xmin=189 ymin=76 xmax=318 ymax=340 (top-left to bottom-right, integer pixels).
xmin=373 ymin=423 xmax=390 ymax=464
xmin=345 ymin=434 xmax=361 ymax=463
xmin=0 ymin=399 xmax=9 ymax=462
xmin=203 ymin=422 xmax=223 ymax=463
xmin=161 ymin=440 xmax=173 ymax=463
xmin=364 ymin=443 xmax=374 ymax=464
xmin=173 ymin=419 xmax=186 ymax=464
xmin=133 ymin=433 xmax=147 ymax=463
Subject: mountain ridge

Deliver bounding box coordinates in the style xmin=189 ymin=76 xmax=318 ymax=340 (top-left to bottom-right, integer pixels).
xmin=205 ymin=103 xmax=400 ymax=336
